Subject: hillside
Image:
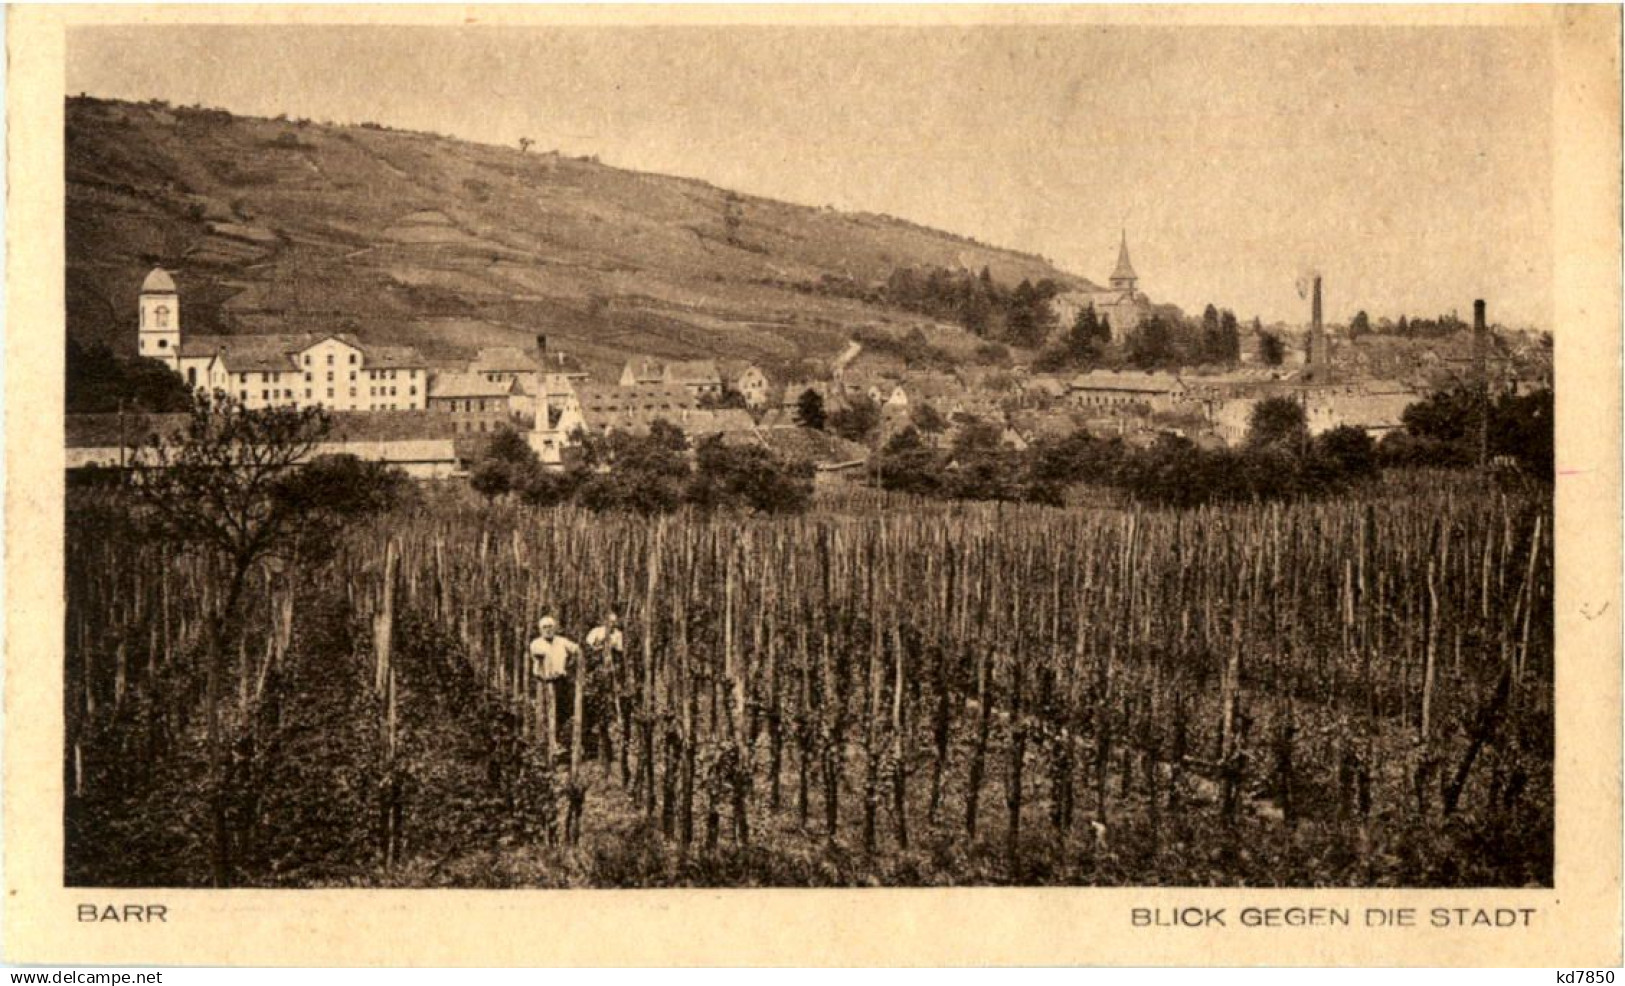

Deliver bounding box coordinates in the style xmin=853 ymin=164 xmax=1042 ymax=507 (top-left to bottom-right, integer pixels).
xmin=67 ymin=97 xmax=1095 ymax=377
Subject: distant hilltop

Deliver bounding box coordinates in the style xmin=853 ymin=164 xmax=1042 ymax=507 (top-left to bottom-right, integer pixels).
xmin=66 ymin=95 xmax=1096 ymax=379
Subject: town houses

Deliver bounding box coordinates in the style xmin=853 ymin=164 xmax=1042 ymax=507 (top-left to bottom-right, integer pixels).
xmin=76 ymin=264 xmax=1552 ymax=482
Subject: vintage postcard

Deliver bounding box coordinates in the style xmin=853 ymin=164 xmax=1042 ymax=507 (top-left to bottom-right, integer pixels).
xmin=5 ymin=3 xmax=1620 ymax=967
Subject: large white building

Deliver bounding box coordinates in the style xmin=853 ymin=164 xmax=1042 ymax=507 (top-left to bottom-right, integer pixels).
xmin=137 ymin=267 xmax=429 ymax=412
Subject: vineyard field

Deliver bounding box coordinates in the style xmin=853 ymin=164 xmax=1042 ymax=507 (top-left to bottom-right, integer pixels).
xmin=65 ymin=478 xmax=1553 ymax=887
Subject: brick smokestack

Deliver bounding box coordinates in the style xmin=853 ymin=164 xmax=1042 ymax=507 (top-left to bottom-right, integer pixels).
xmin=1312 ymin=275 xmax=1322 ymax=333
xmin=1474 ymin=300 xmax=1489 ymax=468
xmin=1307 ymin=274 xmax=1326 ymax=371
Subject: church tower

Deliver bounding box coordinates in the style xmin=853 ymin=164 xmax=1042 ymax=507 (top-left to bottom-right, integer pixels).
xmin=137 ymin=267 xmax=181 ymax=371
xmin=1109 ymin=230 xmax=1138 ymax=296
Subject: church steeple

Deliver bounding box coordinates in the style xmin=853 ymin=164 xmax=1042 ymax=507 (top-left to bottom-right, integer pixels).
xmin=138 ymin=266 xmax=181 ymax=371
xmin=1110 ymin=230 xmax=1138 ymax=294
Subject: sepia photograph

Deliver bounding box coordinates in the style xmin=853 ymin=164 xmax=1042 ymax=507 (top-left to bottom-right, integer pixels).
xmin=7 ymin=3 xmax=1620 ymax=967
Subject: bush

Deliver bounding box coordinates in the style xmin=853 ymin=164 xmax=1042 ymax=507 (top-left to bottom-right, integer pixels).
xmin=974 ymin=342 xmax=1010 ymax=364
xmin=471 ymin=459 xmax=518 ymax=499
xmin=518 ymin=469 xmax=578 ymax=507
xmin=688 ymin=438 xmax=813 ymax=513
xmin=1395 ymin=385 xmax=1553 ymax=477
xmin=274 ymin=453 xmax=412 ymax=517
xmin=1313 ymin=425 xmax=1379 ymax=483
xmin=872 ymin=429 xmax=946 ymax=497
xmin=829 ymin=395 xmax=880 ymax=443
xmin=1248 ymin=396 xmax=1309 ymax=450
xmin=469 ymin=426 xmax=546 ymax=499
xmin=1491 ymin=389 xmax=1553 ymax=478
xmin=66 ymin=339 xmax=194 ymax=415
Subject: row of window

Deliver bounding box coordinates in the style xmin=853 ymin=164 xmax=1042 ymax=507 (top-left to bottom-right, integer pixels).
xmin=1075 ymin=393 xmax=1158 ymax=405
xmin=435 ymin=398 xmax=503 ymax=413
xmin=233 ymin=388 xmax=413 ymax=412
xmin=304 ymin=352 xmax=356 ymax=367
xmin=231 ymin=367 xmax=420 ymax=384
xmin=592 ymin=403 xmax=678 ymax=413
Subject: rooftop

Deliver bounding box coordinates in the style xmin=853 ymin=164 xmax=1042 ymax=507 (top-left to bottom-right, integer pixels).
xmin=324 ymin=410 xmax=456 ymax=443
xmin=1070 ymin=370 xmax=1184 ymax=393
xmin=1111 ymin=232 xmax=1138 ymax=283
xmin=140 ymin=267 xmax=177 ymax=294
xmin=65 ymin=413 xmax=191 ymax=449
xmin=428 ymin=372 xmax=517 ymax=400
xmin=665 ymin=359 xmax=722 ymax=385
xmin=470 ymin=346 xmax=540 ymax=374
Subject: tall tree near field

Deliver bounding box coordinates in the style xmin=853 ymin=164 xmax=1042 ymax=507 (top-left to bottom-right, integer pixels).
xmin=1127 ymin=314 xmax=1177 ymax=369
xmin=1247 ymin=396 xmax=1309 ymax=451
xmin=1349 ymin=310 xmax=1371 ymax=339
xmin=795 ymin=389 xmax=826 ymax=431
xmin=1201 ymin=305 xmax=1222 ymax=361
xmin=1218 ymin=309 xmax=1241 ymax=362
xmin=1066 ymin=306 xmax=1110 ymax=362
xmin=129 ymin=393 xmax=334 ymax=887
xmin=1258 ymin=330 xmax=1285 ymax=366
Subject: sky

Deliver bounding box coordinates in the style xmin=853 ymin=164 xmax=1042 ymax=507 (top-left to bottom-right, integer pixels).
xmin=67 ymin=22 xmax=1555 ymax=329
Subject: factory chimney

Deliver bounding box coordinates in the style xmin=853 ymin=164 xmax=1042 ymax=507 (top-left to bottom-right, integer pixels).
xmin=1307 ymin=275 xmax=1326 ymax=372
xmin=1474 ymin=300 xmax=1489 ymax=468
xmin=1312 ymin=275 xmax=1323 ymax=334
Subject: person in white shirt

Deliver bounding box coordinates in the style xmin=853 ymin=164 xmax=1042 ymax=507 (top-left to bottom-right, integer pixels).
xmin=529 ymin=615 xmax=581 ymax=749
xmin=584 ymin=612 xmax=623 ymax=663
xmin=583 ymin=612 xmax=624 ymax=762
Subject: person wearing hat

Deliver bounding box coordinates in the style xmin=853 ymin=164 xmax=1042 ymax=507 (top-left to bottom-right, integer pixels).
xmin=529 ymin=615 xmax=581 ymax=750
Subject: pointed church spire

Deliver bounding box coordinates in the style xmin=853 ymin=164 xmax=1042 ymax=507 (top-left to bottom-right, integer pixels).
xmin=1110 ymin=229 xmax=1138 ymax=292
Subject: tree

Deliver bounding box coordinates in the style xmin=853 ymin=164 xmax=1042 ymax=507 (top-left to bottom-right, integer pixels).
xmin=1004 ymin=279 xmax=1056 ymax=349
xmin=575 ymin=421 xmax=692 ymax=514
xmin=950 ymin=415 xmax=1003 ymax=457
xmin=912 ymin=402 xmax=948 ymax=435
xmin=1312 ymin=425 xmax=1378 ymax=482
xmin=471 ymin=459 xmax=517 ymax=499
xmin=1349 ymin=310 xmax=1371 ymax=339
xmin=688 ymin=438 xmax=814 ymax=513
xmin=1491 ymin=388 xmax=1553 ymax=477
xmin=1218 ymin=309 xmax=1241 ymax=362
xmin=697 ymin=387 xmax=749 ymax=411
xmin=274 ymin=453 xmax=411 ymax=520
xmin=871 ymin=427 xmax=945 ymax=496
xmin=1400 ymin=387 xmax=1478 ymax=467
xmin=1127 ymin=314 xmax=1177 ymax=369
xmin=128 ymin=394 xmax=339 ymax=886
xmin=1247 ymin=396 xmax=1309 ymax=451
xmin=1259 ymin=331 xmax=1286 ymax=366
xmin=1397 ymin=385 xmax=1553 ymax=476
xmin=973 ymin=341 xmax=1009 ymax=365
xmin=1201 ymin=305 xmax=1222 ymax=361
xmin=470 ymin=427 xmax=542 ymax=498
xmin=795 ymin=389 xmax=826 ymax=430
xmin=67 ymin=339 xmax=194 ymax=414
xmin=1027 ymin=429 xmax=1121 ymax=486
xmin=829 ymin=394 xmax=880 ymax=444
xmin=1065 ymin=306 xmax=1110 ymax=363
xmin=518 ymin=137 xmax=534 ymax=153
